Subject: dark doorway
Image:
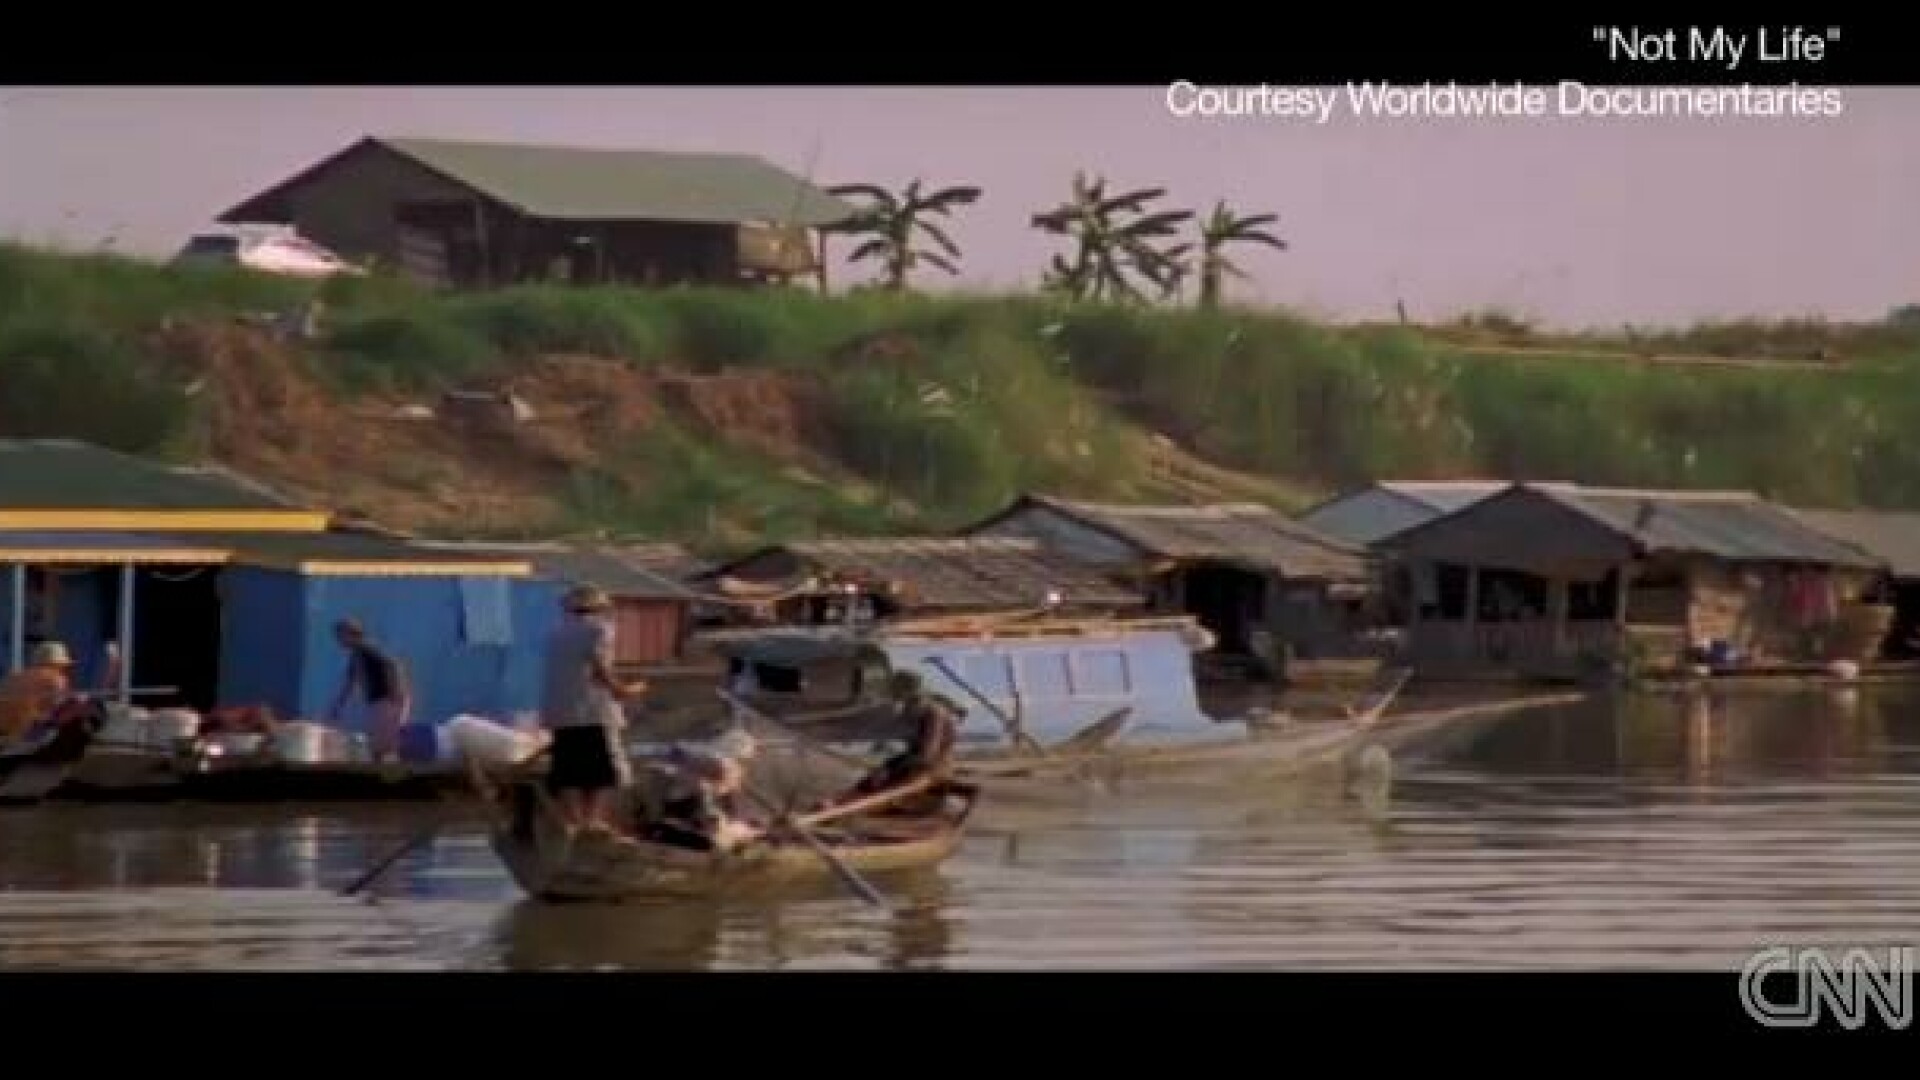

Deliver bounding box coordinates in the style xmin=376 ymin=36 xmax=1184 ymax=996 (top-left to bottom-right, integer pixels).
xmin=1179 ymin=565 xmax=1268 ymax=656
xmin=1886 ymin=581 xmax=1920 ymax=660
xmin=127 ymin=566 xmax=223 ymax=712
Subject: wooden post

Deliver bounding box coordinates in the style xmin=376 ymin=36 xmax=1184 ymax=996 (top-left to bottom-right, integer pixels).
xmin=1548 ymin=575 xmax=1569 ymax=656
xmin=1463 ymin=565 xmax=1481 ymax=662
xmin=116 ymin=562 xmax=135 ymax=704
xmin=816 ymin=229 xmax=830 ymax=294
xmin=471 ymin=198 xmax=490 ymax=288
xmin=7 ymin=564 xmax=23 ymax=674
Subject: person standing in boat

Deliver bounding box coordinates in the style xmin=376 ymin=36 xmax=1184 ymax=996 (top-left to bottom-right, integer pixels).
xmin=541 ymin=585 xmax=647 ymax=834
xmin=326 ymin=619 xmax=411 ymax=763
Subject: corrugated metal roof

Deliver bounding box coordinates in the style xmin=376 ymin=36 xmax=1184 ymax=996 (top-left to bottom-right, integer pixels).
xmin=0 ymin=440 xmax=299 ymax=512
xmin=421 ymin=542 xmax=696 ymax=598
xmin=1788 ymin=509 xmax=1920 ymax=579
xmin=0 ymin=530 xmax=232 ymax=563
xmin=1381 ymin=482 xmax=1512 ymax=514
xmin=1530 ymin=487 xmax=1882 ymax=567
xmin=611 ymin=542 xmax=710 ymax=584
xmin=1300 ymin=487 xmax=1455 ymax=547
xmin=374 ymin=136 xmax=857 ymax=226
xmin=1004 ymin=495 xmax=1370 ymax=581
xmin=713 ymin=535 xmax=1144 ymax=612
xmin=0 ymin=527 xmax=528 ymax=570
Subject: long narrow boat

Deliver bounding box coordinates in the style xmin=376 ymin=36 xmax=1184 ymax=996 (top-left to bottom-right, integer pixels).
xmin=703 ymin=618 xmax=1586 ymax=793
xmin=482 ymin=767 xmax=980 ymax=904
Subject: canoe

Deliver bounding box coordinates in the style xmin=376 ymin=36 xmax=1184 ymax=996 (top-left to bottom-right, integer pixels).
xmin=483 ymin=769 xmax=981 ymax=904
xmin=730 ymin=689 xmax=1590 ymax=799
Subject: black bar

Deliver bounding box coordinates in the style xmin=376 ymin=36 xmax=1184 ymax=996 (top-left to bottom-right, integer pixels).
xmin=3 ymin=13 xmax=1914 ymax=85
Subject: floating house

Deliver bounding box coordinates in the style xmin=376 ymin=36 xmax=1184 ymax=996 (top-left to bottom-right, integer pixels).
xmin=704 ymin=617 xmax=1216 ymax=749
xmin=0 ymin=440 xmax=561 ymax=728
xmin=963 ymin=495 xmax=1374 ymax=673
xmin=1784 ymin=508 xmax=1920 ymax=659
xmin=698 ymin=535 xmax=1145 ymax=627
xmin=1380 ymin=483 xmax=1888 ymax=678
xmin=214 ymin=135 xmax=857 ymax=289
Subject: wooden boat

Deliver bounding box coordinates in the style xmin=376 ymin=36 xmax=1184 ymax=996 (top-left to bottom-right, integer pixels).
xmin=702 ymin=619 xmax=1588 ymax=795
xmin=2 ymin=716 xmax=469 ymax=807
xmin=481 ymin=766 xmax=981 ymax=904
xmin=0 ymin=701 xmax=109 ymax=805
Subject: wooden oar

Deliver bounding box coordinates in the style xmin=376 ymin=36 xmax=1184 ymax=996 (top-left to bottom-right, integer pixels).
xmin=740 ymin=783 xmax=889 ymax=911
xmin=340 ymin=746 xmax=550 ymax=899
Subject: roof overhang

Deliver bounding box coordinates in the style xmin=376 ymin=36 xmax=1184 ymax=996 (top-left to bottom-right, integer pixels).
xmin=0 ymin=510 xmax=332 ymax=532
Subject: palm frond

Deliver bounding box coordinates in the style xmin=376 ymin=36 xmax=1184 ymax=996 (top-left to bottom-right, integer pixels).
xmin=916 ymin=185 xmax=984 ymax=212
xmin=828 ymin=183 xmax=900 ymax=208
xmin=846 ymin=238 xmax=893 ymax=263
xmin=917 ymin=250 xmax=961 ymax=276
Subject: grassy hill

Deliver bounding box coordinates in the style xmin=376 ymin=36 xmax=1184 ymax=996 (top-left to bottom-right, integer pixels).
xmin=3 ymin=242 xmax=1918 ymax=549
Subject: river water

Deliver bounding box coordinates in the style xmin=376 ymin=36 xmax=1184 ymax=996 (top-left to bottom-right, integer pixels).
xmin=2 ymin=686 xmax=1917 ymax=971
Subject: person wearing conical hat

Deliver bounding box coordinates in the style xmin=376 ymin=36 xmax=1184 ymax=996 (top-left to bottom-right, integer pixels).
xmin=540 ymin=583 xmax=648 ymax=833
xmin=0 ymin=641 xmax=77 ymax=742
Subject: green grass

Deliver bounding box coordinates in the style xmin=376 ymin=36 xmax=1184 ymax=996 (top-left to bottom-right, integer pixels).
xmin=4 ymin=240 xmax=1920 ymax=542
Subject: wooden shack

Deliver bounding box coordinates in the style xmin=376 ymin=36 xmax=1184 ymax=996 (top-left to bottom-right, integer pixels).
xmin=215 ymin=136 xmax=856 ymax=289
xmin=963 ymin=495 xmax=1376 ymax=677
xmin=1382 ymin=483 xmax=1889 ymax=678
xmin=1786 ymin=508 xmax=1920 ymax=659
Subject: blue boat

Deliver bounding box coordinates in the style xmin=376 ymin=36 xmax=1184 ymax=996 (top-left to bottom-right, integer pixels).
xmin=703 ymin=613 xmax=1229 ymax=752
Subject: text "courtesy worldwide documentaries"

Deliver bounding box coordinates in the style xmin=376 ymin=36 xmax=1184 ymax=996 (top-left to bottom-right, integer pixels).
xmin=1165 ymin=82 xmax=1846 ymax=124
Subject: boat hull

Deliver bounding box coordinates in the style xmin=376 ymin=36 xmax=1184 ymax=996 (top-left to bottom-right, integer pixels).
xmin=486 ymin=778 xmax=977 ymax=904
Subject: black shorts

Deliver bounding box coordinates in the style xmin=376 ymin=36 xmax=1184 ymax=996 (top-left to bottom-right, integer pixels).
xmin=547 ymin=725 xmax=622 ymax=794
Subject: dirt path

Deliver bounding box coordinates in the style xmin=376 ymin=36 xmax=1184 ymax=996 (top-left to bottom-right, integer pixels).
xmin=1439 ymin=341 xmax=1846 ymax=372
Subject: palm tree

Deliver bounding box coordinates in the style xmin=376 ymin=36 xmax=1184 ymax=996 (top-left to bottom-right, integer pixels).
xmin=1194 ymin=201 xmax=1286 ymax=309
xmin=1031 ymin=173 xmax=1193 ymax=303
xmin=825 ymin=179 xmax=983 ymax=291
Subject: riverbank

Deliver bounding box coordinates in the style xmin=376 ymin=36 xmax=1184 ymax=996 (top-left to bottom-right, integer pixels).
xmin=5 ymin=243 xmax=1920 ymax=546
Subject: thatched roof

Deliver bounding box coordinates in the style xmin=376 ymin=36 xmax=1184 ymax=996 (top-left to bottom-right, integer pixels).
xmin=704 ymin=535 xmax=1143 ymax=612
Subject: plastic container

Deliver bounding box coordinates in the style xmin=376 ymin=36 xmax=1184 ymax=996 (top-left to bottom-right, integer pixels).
xmin=446 ymin=714 xmax=545 ymax=766
xmin=396 ymin=724 xmax=440 ymax=765
xmin=273 ymin=722 xmax=332 ymax=764
xmin=96 ymin=705 xmax=152 ymax=749
xmin=150 ymin=708 xmax=202 ymax=745
xmin=207 ymin=731 xmax=266 ymax=756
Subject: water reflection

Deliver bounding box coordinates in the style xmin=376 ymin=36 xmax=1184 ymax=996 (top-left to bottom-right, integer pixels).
xmin=4 ymin=687 xmax=1920 ymax=970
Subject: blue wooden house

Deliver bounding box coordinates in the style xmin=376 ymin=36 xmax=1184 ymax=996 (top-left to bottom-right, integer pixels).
xmin=0 ymin=440 xmax=564 ymax=732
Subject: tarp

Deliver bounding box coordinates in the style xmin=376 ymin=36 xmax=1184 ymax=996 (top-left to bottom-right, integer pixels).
xmin=459 ymin=577 xmax=514 ymax=647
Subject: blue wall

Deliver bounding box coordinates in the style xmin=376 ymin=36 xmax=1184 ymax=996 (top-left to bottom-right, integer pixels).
xmin=220 ymin=570 xmax=567 ymax=730
xmin=0 ymin=570 xmax=13 ymax=675
xmin=53 ymin=569 xmax=114 ymax=688
xmin=884 ymin=626 xmax=1214 ymax=748
xmin=219 ymin=566 xmax=308 ymax=711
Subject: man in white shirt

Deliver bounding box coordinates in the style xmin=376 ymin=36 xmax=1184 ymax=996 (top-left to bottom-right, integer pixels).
xmin=540 ymin=585 xmax=646 ymax=833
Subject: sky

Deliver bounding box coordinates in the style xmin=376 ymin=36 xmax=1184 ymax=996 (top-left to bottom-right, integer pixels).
xmin=2 ymin=85 xmax=1916 ymax=329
